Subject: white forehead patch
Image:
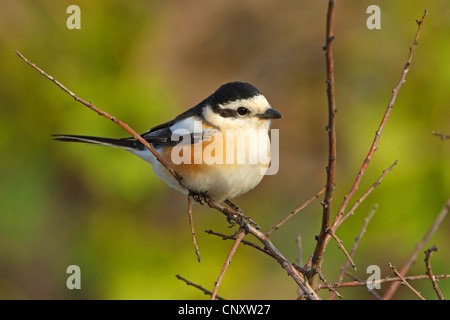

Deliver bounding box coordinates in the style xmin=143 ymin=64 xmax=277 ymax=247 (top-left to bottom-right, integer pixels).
xmin=219 ymin=94 xmax=270 ymax=114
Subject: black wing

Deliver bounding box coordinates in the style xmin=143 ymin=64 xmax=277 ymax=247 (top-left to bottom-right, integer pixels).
xmin=54 ymin=100 xmax=210 ymax=149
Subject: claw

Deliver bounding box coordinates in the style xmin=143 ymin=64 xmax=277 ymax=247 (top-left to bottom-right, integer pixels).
xmin=189 ymin=191 xmax=209 ymax=205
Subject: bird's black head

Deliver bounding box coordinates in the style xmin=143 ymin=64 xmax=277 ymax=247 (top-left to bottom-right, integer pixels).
xmin=210 ymin=82 xmax=262 ymax=106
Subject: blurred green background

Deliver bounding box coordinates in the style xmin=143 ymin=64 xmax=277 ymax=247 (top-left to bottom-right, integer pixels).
xmin=0 ymin=0 xmax=449 ymax=300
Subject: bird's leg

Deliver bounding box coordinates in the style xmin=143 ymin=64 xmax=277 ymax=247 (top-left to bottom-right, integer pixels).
xmin=224 ymin=199 xmax=260 ymax=230
xmin=224 ymin=199 xmax=244 ymax=214
xmin=230 ymin=216 xmax=250 ymax=236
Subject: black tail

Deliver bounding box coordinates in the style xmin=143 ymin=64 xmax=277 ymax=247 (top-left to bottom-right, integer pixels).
xmin=52 ymin=134 xmax=142 ymax=150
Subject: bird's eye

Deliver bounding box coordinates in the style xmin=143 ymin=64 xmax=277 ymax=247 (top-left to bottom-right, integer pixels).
xmin=237 ymin=107 xmax=249 ymax=116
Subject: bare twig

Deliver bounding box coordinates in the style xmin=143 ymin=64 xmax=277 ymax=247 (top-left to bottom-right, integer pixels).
xmin=15 ymin=50 xmax=183 ymax=184
xmin=333 ymin=10 xmax=428 ymax=231
xmin=322 ymin=0 xmax=338 ymax=215
xmin=210 ymin=230 xmax=245 ymax=300
xmin=350 ymin=9 xmax=425 ymax=213
xmin=344 ymin=271 xmax=383 ymax=300
xmin=296 ymin=234 xmax=303 ymax=267
xmin=327 ymin=229 xmax=357 ymax=271
xmin=176 ymin=274 xmax=225 ymax=300
xmin=205 ymin=229 xmax=271 ymax=256
xmin=309 ymin=0 xmax=337 ymax=289
xmin=205 ymin=199 xmax=320 ymax=300
xmin=187 ymin=194 xmax=201 ymax=263
xmin=345 ymin=204 xmax=377 ymax=271
xmin=338 ymin=161 xmax=397 ymax=227
xmin=329 ymin=204 xmax=377 ymax=299
xmin=16 ymin=49 xmax=320 ymax=299
xmin=266 ymin=187 xmax=325 ymax=236
xmin=424 ymin=245 xmax=445 ymax=300
xmin=306 ymin=161 xmax=396 ymax=270
xmin=317 ymin=269 xmax=344 ymax=299
xmin=383 ymin=198 xmax=450 ymax=299
xmin=388 ymin=262 xmax=426 ymax=300
xmin=309 ymin=9 xmax=428 ymax=288
xmin=321 ymin=274 xmax=450 ymax=290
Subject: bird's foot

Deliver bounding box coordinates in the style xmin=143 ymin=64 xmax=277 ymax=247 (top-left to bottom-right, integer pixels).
xmin=189 ymin=191 xmax=209 ymax=205
xmin=224 ymin=199 xmax=260 ymax=230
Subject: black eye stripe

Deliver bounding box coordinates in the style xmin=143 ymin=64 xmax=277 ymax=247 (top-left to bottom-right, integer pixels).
xmin=211 ymin=104 xmax=236 ymax=118
xmin=218 ymin=108 xmax=236 ymax=118
xmin=211 ymin=104 xmax=254 ymax=118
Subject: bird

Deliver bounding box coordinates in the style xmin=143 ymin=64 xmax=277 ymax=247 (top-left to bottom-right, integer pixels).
xmin=53 ymin=81 xmax=282 ymax=204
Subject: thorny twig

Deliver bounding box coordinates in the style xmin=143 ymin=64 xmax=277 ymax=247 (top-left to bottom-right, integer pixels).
xmin=334 ymin=10 xmax=428 ymax=225
xmin=344 ymin=271 xmax=383 ymax=300
xmin=432 ymin=131 xmax=450 ymax=140
xmin=317 ymin=269 xmax=344 ymax=299
xmin=320 ymin=274 xmax=450 ymax=290
xmin=210 ymin=230 xmax=246 ymax=300
xmin=176 ymin=274 xmax=225 ymax=300
xmin=388 ymin=263 xmax=426 ymax=300
xmin=205 ymin=199 xmax=319 ymax=300
xmin=206 ymin=230 xmax=270 ymax=255
xmin=309 ymin=0 xmax=337 ymax=289
xmin=424 ymin=245 xmax=445 ymax=300
xmin=15 ymin=51 xmax=183 ymax=184
xmin=383 ymin=198 xmax=450 ymax=299
xmin=266 ymin=186 xmax=325 ymax=236
xmin=326 ymin=229 xmax=356 ymax=271
xmin=309 ymin=9 xmax=428 ymax=289
xmin=328 ymin=204 xmax=377 ymax=299
xmin=187 ymin=194 xmax=201 ymax=262
xmin=337 ymin=161 xmax=396 ymax=228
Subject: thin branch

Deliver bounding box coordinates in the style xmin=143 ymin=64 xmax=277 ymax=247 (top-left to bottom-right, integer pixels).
xmin=432 ymin=131 xmax=450 ymax=140
xmin=205 ymin=229 xmax=271 ymax=256
xmin=383 ymin=198 xmax=450 ymax=299
xmin=176 ymin=274 xmax=225 ymax=300
xmin=308 ymin=161 xmax=394 ymax=271
xmin=424 ymin=245 xmax=445 ymax=300
xmin=309 ymin=0 xmax=337 ymax=289
xmin=296 ymin=234 xmax=303 ymax=268
xmin=187 ymin=194 xmax=201 ymax=263
xmin=15 ymin=50 xmax=183 ymax=184
xmin=309 ymin=10 xmax=428 ymax=287
xmin=338 ymin=161 xmax=397 ymax=227
xmin=329 ymin=204 xmax=377 ymax=299
xmin=344 ymin=271 xmax=383 ymax=300
xmin=16 ymin=49 xmax=320 ymax=299
xmin=210 ymin=230 xmax=245 ymax=300
xmin=317 ymin=269 xmax=344 ymax=299
xmin=265 ymin=186 xmax=326 ymax=236
xmin=205 ymin=199 xmax=320 ymax=300
xmin=345 ymin=204 xmax=377 ymax=271
xmin=327 ymin=229 xmax=357 ymax=271
xmin=388 ymin=262 xmax=426 ymax=300
xmin=320 ymin=274 xmax=450 ymax=290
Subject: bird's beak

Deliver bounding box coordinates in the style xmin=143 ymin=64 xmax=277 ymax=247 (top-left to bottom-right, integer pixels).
xmin=257 ymin=108 xmax=282 ymax=120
